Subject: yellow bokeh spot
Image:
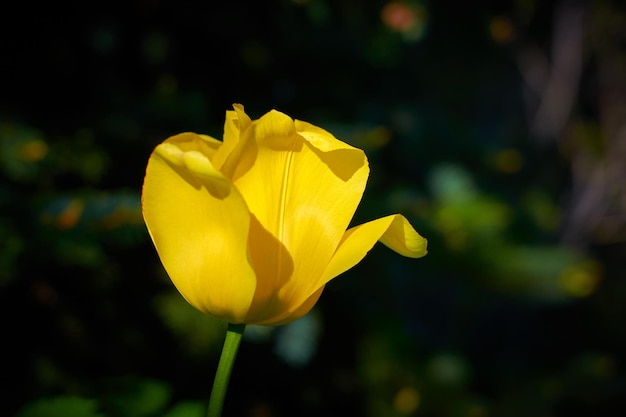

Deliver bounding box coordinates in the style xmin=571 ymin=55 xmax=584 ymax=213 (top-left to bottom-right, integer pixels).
xmin=434 ymin=207 xmax=468 ymax=251
xmin=434 ymin=206 xmax=462 ymax=232
xmin=393 ymin=386 xmax=420 ymax=414
xmin=19 ymin=139 xmax=48 ymax=162
xmin=489 ymin=16 xmax=515 ymax=44
xmin=492 ymin=149 xmax=523 ymax=173
xmin=352 ymin=126 xmax=392 ymax=150
xmin=559 ymin=261 xmax=601 ymax=297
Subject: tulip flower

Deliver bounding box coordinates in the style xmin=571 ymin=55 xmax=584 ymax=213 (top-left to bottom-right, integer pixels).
xmin=142 ymin=104 xmax=427 ymax=326
xmin=142 ymin=104 xmax=427 ymax=416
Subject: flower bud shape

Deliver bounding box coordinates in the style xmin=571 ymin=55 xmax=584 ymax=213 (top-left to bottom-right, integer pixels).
xmin=142 ymin=104 xmax=427 ymax=325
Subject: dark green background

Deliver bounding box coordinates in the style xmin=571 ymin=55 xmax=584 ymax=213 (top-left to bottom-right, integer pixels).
xmin=2 ymin=0 xmax=625 ymax=416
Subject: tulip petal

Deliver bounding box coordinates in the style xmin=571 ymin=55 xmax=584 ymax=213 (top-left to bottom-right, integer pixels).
xmin=296 ymin=120 xmax=369 ymax=181
xmin=158 ymin=131 xmax=223 ymax=158
xmin=379 ymin=215 xmax=428 ymax=258
xmin=232 ymin=109 xmax=369 ymax=315
xmin=212 ymin=103 xmax=251 ymax=171
xmin=142 ymin=133 xmax=257 ymax=324
xmin=243 ymin=213 xmax=295 ymax=323
xmin=295 ymin=120 xmax=354 ymax=152
xmin=319 ymin=214 xmax=428 ymax=286
xmin=255 ymin=286 xmax=325 ymax=326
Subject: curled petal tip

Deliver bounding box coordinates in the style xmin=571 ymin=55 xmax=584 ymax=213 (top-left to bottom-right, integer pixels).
xmin=380 ymin=215 xmax=428 ymax=258
xmin=317 ymin=214 xmax=427 ymax=291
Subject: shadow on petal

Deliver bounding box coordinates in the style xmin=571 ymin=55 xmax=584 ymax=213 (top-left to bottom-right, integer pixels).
xmin=305 ymin=143 xmax=367 ymax=182
xmin=156 ymin=151 xmax=232 ymax=199
xmin=221 ymin=131 xmax=259 ymax=184
xmin=246 ymin=214 xmax=297 ymax=323
xmin=260 ymin=286 xmax=325 ymax=326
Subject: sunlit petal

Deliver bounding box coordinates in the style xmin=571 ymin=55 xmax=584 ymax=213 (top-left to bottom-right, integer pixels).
xmin=142 ymin=106 xmax=427 ymax=326
xmin=234 ymin=109 xmax=369 ymax=312
xmin=296 ymin=120 xmax=370 ymax=182
xmin=319 ymin=214 xmax=428 ymax=286
xmin=159 ymin=131 xmax=222 ymax=159
xmin=379 ymin=214 xmax=428 ymax=258
xmin=295 ymin=120 xmax=355 ymax=152
xmin=142 ymin=133 xmax=257 ymax=324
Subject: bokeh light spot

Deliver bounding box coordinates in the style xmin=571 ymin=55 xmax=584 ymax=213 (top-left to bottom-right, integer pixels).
xmin=382 ymin=2 xmax=416 ymax=32
xmin=492 ymin=149 xmax=523 ymax=173
xmin=273 ymin=312 xmax=321 ymax=367
xmin=559 ymin=260 xmax=601 ymax=297
xmin=56 ymin=198 xmax=85 ymax=229
xmin=489 ymin=16 xmax=515 ymax=44
xmin=393 ymin=386 xmax=420 ymax=414
xmin=19 ymin=139 xmax=48 ymax=162
xmin=351 ymin=126 xmax=392 ymax=150
xmin=381 ymin=1 xmax=427 ymax=41
xmin=427 ymin=353 xmax=470 ymax=386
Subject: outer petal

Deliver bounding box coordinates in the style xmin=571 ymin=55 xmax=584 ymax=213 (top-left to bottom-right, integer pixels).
xmin=142 ymin=133 xmax=257 ymax=324
xmin=232 ymin=110 xmax=369 ymax=322
xmin=319 ymin=214 xmax=428 ymax=286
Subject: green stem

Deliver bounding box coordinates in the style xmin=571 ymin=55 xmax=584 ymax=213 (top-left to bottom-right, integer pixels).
xmin=207 ymin=323 xmax=246 ymax=417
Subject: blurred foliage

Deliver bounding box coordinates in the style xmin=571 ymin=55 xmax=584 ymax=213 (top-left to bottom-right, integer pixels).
xmin=2 ymin=0 xmax=626 ymax=416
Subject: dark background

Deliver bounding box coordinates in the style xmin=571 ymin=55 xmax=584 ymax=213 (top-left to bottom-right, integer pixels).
xmin=2 ymin=0 xmax=625 ymax=416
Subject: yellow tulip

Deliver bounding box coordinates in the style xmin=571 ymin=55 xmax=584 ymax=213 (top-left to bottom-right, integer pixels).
xmin=142 ymin=104 xmax=427 ymax=326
